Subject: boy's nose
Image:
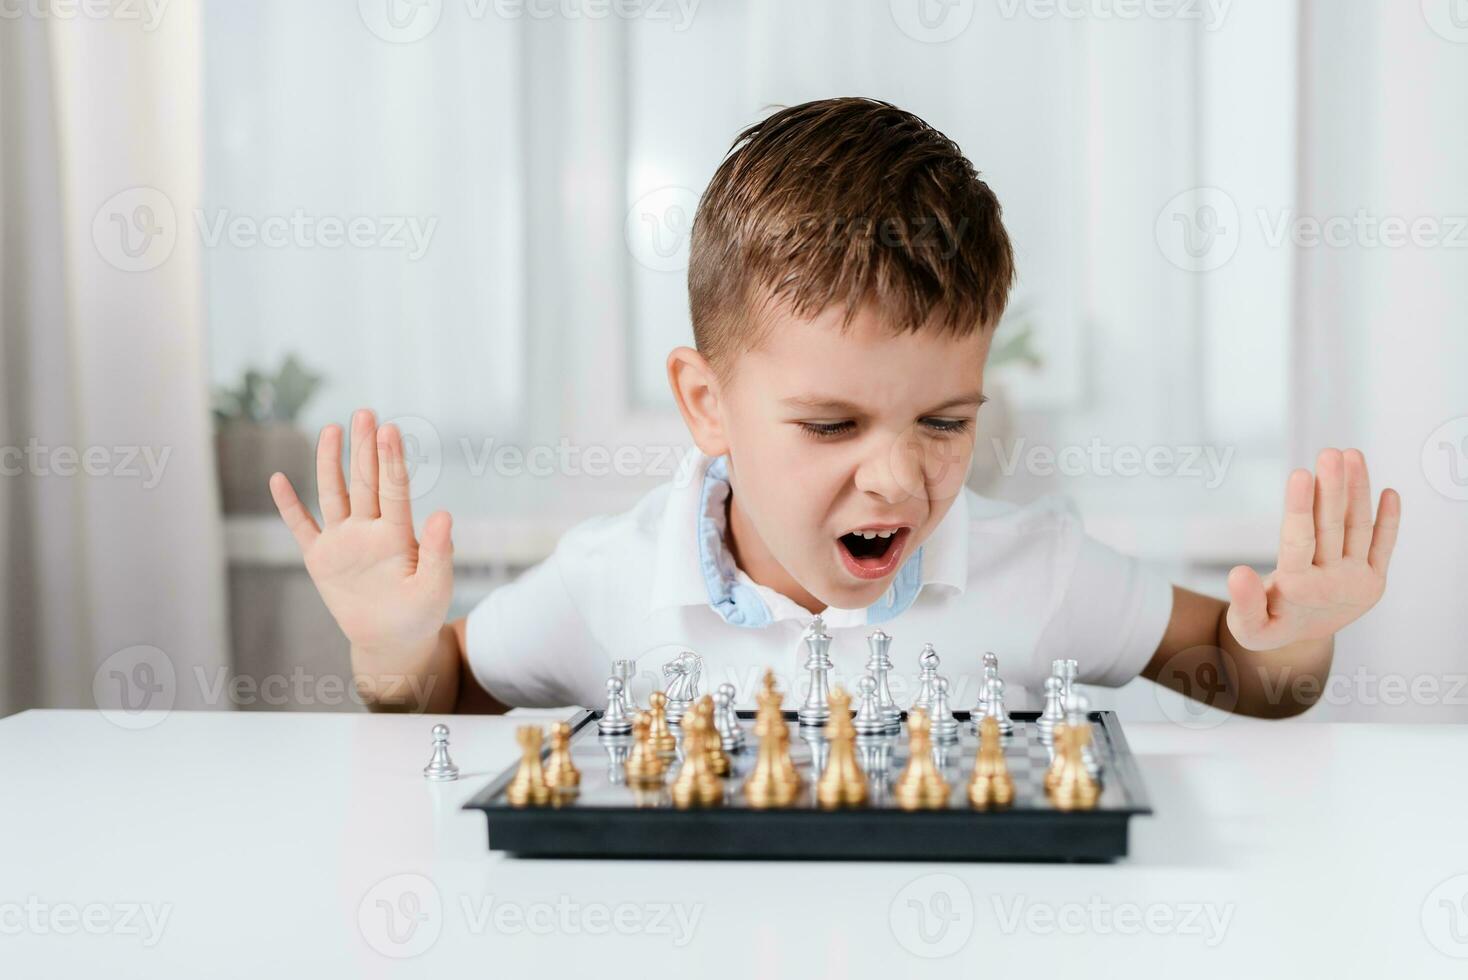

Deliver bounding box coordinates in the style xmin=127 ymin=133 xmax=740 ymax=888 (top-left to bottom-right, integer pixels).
xmin=854 ymin=431 xmax=926 ymax=505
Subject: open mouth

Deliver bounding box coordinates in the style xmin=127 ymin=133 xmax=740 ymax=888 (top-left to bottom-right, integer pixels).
xmin=836 ymin=526 xmax=911 ymax=581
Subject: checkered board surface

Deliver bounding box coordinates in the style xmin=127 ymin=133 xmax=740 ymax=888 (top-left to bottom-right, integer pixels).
xmin=465 ymin=709 xmax=1153 ymax=862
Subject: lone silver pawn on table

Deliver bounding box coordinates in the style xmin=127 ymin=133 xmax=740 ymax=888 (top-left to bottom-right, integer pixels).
xmin=422 ymin=723 xmax=460 ymax=781
xmin=865 ymin=628 xmax=902 ymax=730
xmin=798 ymin=615 xmax=834 ymax=727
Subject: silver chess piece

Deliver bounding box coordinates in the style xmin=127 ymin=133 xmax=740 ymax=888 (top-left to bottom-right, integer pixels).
xmin=716 ymin=682 xmax=744 ymax=746
xmin=422 ymin=723 xmax=459 ymax=781
xmin=866 ymin=629 xmax=901 ymax=730
xmin=661 ymin=651 xmax=702 ymax=725
xmin=713 ymin=687 xmax=744 ymax=750
xmin=801 ymin=727 xmax=830 ymax=777
xmin=980 ymin=674 xmax=1014 ymax=737
xmin=612 ymin=658 xmax=641 ymax=715
xmin=853 ymin=674 xmax=889 ymax=736
xmin=798 ymin=616 xmax=834 ymax=727
xmin=1052 ymin=658 xmax=1079 ymax=706
xmin=909 ymin=643 xmax=941 ymax=715
xmin=599 ymin=676 xmax=633 ymax=735
xmin=1065 ymin=690 xmax=1101 ymax=779
xmin=603 ymin=734 xmax=632 ymax=786
xmin=970 ymin=652 xmax=999 ymax=720
xmin=1037 ymin=675 xmax=1065 ymax=745
xmin=929 ymin=676 xmax=959 ymax=742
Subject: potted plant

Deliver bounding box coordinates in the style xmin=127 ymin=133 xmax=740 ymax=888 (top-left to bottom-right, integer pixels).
xmin=213 ymin=355 xmax=324 ymax=515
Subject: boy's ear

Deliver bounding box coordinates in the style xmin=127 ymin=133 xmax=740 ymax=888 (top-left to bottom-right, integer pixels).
xmin=666 ymin=346 xmax=730 ymax=457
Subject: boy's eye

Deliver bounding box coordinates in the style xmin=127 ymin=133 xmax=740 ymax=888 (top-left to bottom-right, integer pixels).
xmin=920 ymin=417 xmax=973 ymax=435
xmin=797 ymin=420 xmax=856 ymax=439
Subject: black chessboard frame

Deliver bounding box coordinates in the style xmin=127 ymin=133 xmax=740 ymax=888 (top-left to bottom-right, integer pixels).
xmin=464 ymin=709 xmax=1152 ymax=863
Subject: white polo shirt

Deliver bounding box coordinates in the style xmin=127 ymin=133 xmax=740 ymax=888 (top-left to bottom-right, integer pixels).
xmin=465 ymin=453 xmax=1174 ymax=711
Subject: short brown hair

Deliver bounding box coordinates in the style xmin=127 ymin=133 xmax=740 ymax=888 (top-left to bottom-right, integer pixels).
xmin=688 ymin=97 xmax=1015 ymax=368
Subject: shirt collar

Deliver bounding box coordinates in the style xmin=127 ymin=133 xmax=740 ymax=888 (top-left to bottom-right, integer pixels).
xmin=648 ymin=453 xmax=970 ymax=628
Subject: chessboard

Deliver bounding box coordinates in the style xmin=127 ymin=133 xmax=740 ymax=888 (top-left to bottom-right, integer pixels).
xmin=464 ymin=708 xmax=1152 ymax=862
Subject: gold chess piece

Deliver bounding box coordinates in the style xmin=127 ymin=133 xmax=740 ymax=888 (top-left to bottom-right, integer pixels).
xmin=647 ymin=690 xmax=678 ymax=756
xmin=1044 ymin=721 xmax=1068 ymax=793
xmin=967 ymin=715 xmax=1014 ymax=809
xmin=817 ymin=687 xmax=867 ymax=809
xmin=894 ymin=709 xmax=951 ymax=811
xmin=696 ymin=697 xmax=731 ymax=777
xmin=505 ymin=725 xmax=552 ymax=807
xmin=543 ymin=720 xmax=581 ymax=798
xmin=670 ymin=696 xmax=723 ymax=808
xmin=1047 ymin=724 xmax=1100 ymax=811
xmin=743 ymin=670 xmax=802 ymax=809
xmin=624 ymin=713 xmax=668 ymax=789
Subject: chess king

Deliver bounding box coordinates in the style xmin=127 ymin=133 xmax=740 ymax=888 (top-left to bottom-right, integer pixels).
xmin=271 ymin=98 xmax=1400 ymax=719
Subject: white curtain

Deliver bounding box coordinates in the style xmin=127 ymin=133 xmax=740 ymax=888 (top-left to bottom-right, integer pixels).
xmin=1293 ymin=0 xmax=1468 ymax=722
xmin=0 ymin=2 xmax=228 ymax=716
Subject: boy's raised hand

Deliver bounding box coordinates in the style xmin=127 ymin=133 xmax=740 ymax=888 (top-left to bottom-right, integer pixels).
xmin=268 ymin=410 xmax=455 ymax=664
xmin=1226 ymin=448 xmax=1400 ymax=652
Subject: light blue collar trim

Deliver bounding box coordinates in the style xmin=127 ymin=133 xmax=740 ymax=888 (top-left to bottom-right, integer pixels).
xmin=695 ymin=455 xmax=924 ymax=629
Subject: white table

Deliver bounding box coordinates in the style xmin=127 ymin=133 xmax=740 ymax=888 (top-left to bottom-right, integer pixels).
xmin=3 ymin=709 xmax=1466 ymax=978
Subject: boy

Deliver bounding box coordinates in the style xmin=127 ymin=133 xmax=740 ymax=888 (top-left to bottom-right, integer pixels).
xmin=268 ymin=98 xmax=1400 ymax=718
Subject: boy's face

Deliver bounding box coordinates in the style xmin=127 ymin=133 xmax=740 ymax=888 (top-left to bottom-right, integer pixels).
xmin=696 ymin=303 xmax=990 ymax=612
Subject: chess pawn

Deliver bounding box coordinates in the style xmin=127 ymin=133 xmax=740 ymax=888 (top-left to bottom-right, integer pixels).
xmin=981 ymin=675 xmax=1014 ymax=737
xmin=603 ymin=734 xmax=632 ymax=787
xmin=646 ymin=691 xmax=678 ymax=756
xmin=970 ymin=653 xmax=999 ymax=719
xmin=625 ymin=713 xmax=668 ymax=789
xmin=866 ymin=629 xmax=902 ymax=730
xmin=744 ymin=671 xmax=801 ymax=809
xmin=1048 ymin=723 xmax=1100 ymax=811
xmin=505 ymin=725 xmax=552 ymax=807
xmin=612 ymin=658 xmax=641 ymax=714
xmin=670 ymin=698 xmax=723 ymax=808
xmin=852 ymin=675 xmax=888 ymax=736
xmin=543 ymin=721 xmax=581 ymax=799
xmin=967 ymin=716 xmax=1014 ymax=809
xmin=696 ymin=697 xmax=731 ymax=777
xmin=1064 ymin=690 xmax=1101 ymax=779
xmin=798 ymin=616 xmax=834 ymax=727
xmin=928 ymin=676 xmax=959 ymax=743
xmin=1052 ymin=658 xmax=1079 ymax=707
xmin=817 ymin=688 xmax=868 ymax=809
xmin=422 ymin=723 xmax=459 ymax=781
xmin=713 ymin=686 xmax=744 ymax=750
xmin=893 ymin=709 xmax=952 ymax=811
xmin=909 ymin=643 xmax=940 ymax=715
xmin=598 ymin=676 xmax=633 ymax=735
xmin=1036 ymin=675 xmax=1065 ymax=745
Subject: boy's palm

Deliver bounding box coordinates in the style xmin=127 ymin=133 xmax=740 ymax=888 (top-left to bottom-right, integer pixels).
xmin=269 ymin=412 xmax=454 ymax=661
xmin=1225 ymin=449 xmax=1400 ymax=652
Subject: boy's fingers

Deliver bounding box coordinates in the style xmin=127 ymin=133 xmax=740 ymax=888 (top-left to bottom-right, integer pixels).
xmin=1277 ymin=468 xmax=1316 ymax=573
xmin=347 ymin=409 xmax=381 ymax=519
xmin=377 ymin=424 xmax=414 ymax=529
xmin=1341 ymin=449 xmax=1374 ymax=561
xmin=1312 ymin=448 xmax=1346 ymax=565
xmin=269 ymin=472 xmax=320 ymax=552
xmin=416 ymin=510 xmax=454 ymax=587
xmin=1367 ymin=488 xmax=1401 ymax=576
xmin=316 ymin=424 xmax=349 ymax=525
xmin=1226 ymin=564 xmax=1269 ymax=633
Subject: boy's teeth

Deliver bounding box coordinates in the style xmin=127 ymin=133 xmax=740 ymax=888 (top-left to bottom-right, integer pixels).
xmin=877 ymin=530 xmax=893 ymax=538
xmin=861 ymin=531 xmax=877 ymax=540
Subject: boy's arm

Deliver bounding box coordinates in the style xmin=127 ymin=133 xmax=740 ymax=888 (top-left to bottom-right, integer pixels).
xmin=348 ymin=618 xmax=509 ymax=714
xmin=1142 ymin=448 xmax=1400 ymax=717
